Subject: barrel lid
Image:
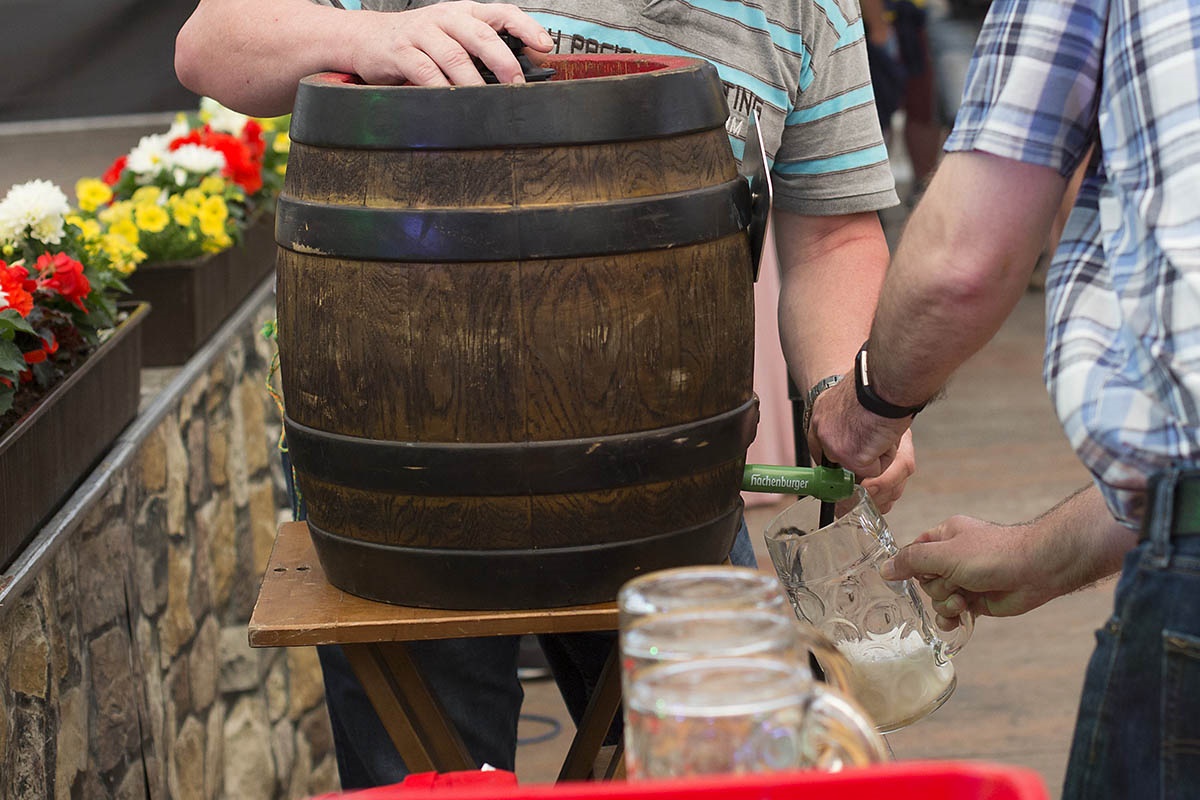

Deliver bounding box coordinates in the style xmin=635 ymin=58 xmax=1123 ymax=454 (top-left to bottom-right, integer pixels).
xmin=289 ymin=55 xmax=730 ymax=149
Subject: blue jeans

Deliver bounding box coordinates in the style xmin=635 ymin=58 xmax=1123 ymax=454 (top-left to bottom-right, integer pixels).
xmin=287 ymin=447 xmax=758 ymax=788
xmin=1062 ymin=512 xmax=1200 ymax=798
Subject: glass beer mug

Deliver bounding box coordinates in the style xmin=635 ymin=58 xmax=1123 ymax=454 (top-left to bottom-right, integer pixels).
xmin=617 ymin=566 xmax=857 ymax=693
xmin=764 ymin=485 xmax=973 ymax=732
xmin=625 ymin=656 xmax=889 ymax=779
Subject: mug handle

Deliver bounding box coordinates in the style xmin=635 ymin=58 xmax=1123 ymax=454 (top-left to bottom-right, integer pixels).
xmin=799 ymin=685 xmax=892 ymax=769
xmin=910 ymin=576 xmax=974 ymax=662
xmin=937 ymin=608 xmax=975 ymax=661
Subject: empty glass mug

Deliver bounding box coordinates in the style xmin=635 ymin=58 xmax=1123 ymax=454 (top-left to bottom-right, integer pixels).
xmin=616 ymin=566 xmax=857 ymax=692
xmin=617 ymin=565 xmax=789 ymax=626
xmin=625 ymin=656 xmax=889 ymax=779
xmin=764 ymin=485 xmax=973 ymax=732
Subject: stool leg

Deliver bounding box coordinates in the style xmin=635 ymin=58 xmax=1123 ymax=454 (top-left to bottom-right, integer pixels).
xmin=343 ymin=642 xmax=476 ymax=773
xmin=557 ymin=644 xmax=622 ymax=782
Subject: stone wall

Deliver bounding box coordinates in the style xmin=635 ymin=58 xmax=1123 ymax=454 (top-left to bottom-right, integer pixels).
xmin=0 ymin=286 xmax=339 ymax=799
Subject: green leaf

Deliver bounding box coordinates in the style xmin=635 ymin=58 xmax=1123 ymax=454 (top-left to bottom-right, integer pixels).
xmin=0 ymin=309 xmax=36 ymax=337
xmin=0 ymin=339 xmax=26 ymax=374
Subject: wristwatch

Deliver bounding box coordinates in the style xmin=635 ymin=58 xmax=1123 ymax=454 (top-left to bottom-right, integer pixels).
xmin=854 ymin=341 xmax=928 ymax=419
xmin=802 ymin=374 xmax=842 ymax=435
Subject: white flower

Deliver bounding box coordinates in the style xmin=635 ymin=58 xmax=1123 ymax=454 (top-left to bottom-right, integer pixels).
xmin=0 ymin=179 xmax=70 ymax=245
xmin=167 ymin=143 xmax=227 ymax=176
xmin=167 ymin=115 xmax=191 ymax=141
xmin=200 ymin=97 xmax=251 ymax=135
xmin=127 ymin=133 xmax=173 ymax=176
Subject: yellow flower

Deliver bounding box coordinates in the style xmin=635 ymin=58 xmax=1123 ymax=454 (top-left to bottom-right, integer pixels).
xmin=202 ymin=230 xmax=233 ymax=253
xmin=135 ymin=203 xmax=170 ymax=233
xmin=68 ymin=215 xmax=103 ymax=240
xmin=131 ymin=186 xmax=164 ymax=205
xmin=101 ymin=233 xmax=146 ymax=275
xmin=198 ymin=195 xmax=228 ymax=225
xmin=172 ymin=201 xmax=198 ymax=227
xmin=109 ymin=218 xmax=141 ymax=245
xmin=182 ymin=188 xmax=208 ymax=207
xmin=75 ymin=178 xmax=113 ymax=213
xmin=272 ymin=133 xmax=291 ymax=154
xmin=199 ymin=175 xmax=226 ymax=195
xmin=99 ymin=200 xmax=134 ymax=225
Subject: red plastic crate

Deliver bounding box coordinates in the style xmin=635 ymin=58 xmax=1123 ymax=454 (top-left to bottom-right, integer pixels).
xmin=319 ymin=761 xmax=1050 ymax=800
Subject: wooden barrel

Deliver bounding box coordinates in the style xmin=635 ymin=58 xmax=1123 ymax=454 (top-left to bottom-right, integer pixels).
xmin=276 ymin=55 xmax=758 ymax=609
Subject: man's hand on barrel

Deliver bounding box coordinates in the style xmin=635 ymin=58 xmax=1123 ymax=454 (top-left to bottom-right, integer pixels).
xmin=354 ymin=2 xmax=553 ymax=86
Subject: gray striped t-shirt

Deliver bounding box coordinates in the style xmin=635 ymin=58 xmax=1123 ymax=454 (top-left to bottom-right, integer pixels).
xmin=314 ymin=0 xmax=898 ymax=216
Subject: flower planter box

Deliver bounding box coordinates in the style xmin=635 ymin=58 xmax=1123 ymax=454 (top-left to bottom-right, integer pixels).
xmin=125 ymin=212 xmax=276 ymax=367
xmin=0 ymin=303 xmax=148 ymax=570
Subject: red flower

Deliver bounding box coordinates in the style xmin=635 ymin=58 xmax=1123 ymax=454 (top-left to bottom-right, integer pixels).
xmin=23 ymin=349 xmax=47 ymax=365
xmin=103 ymin=154 xmax=129 ymax=186
xmin=32 ymin=252 xmax=91 ymax=311
xmin=0 ymin=262 xmax=34 ymax=317
xmin=241 ymin=119 xmax=267 ymax=162
xmin=170 ymin=125 xmax=263 ymax=195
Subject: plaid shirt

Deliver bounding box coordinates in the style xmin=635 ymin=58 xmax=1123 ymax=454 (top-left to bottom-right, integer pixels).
xmin=945 ymin=0 xmax=1200 ymax=526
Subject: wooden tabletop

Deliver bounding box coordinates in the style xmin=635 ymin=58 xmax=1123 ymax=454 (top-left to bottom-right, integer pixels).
xmin=249 ymin=521 xmax=620 ymax=648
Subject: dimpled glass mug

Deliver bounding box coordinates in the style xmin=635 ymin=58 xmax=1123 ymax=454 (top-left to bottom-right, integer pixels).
xmin=764 ymin=486 xmax=973 ymax=732
xmin=616 ymin=566 xmax=857 ymax=694
xmin=625 ymin=656 xmax=889 ymax=779
xmin=617 ymin=566 xmax=888 ymax=778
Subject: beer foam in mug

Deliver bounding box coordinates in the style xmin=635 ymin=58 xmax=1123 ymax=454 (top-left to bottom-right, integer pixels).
xmin=836 ymin=628 xmax=954 ymax=729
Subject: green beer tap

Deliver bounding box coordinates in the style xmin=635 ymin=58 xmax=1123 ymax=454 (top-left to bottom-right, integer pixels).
xmin=740 ymin=464 xmax=856 ymax=503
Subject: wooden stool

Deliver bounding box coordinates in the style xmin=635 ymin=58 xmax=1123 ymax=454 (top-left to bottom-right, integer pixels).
xmin=249 ymin=521 xmax=624 ymax=781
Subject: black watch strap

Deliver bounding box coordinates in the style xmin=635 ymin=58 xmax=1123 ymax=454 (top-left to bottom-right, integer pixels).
xmin=854 ymin=342 xmax=927 ymax=419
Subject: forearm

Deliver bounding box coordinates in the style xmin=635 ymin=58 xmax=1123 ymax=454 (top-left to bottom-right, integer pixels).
xmin=1034 ymin=485 xmax=1139 ymax=598
xmin=775 ymin=209 xmax=890 ymax=393
xmin=865 ymin=152 xmax=1068 ymax=408
xmin=176 ymin=0 xmax=363 ymax=116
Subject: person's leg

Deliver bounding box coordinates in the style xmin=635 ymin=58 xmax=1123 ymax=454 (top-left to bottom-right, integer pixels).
xmin=924 ymin=0 xmax=985 ymax=130
xmin=538 ymin=516 xmax=757 ymax=739
xmin=317 ymin=636 xmax=524 ymax=789
xmin=1062 ymin=528 xmax=1200 ymax=799
xmin=893 ymin=3 xmax=940 ymax=192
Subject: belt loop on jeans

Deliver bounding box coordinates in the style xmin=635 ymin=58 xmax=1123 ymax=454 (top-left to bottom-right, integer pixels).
xmin=1140 ymin=468 xmax=1200 ymax=559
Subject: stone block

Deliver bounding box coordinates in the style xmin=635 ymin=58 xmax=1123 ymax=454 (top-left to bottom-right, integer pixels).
xmin=11 ymin=701 xmax=48 ymax=799
xmin=165 ymin=416 xmax=191 ymax=537
xmin=167 ymin=714 xmax=205 ymax=800
xmin=89 ymin=626 xmax=140 ymax=774
xmin=160 ymin=542 xmax=197 ymax=662
xmin=204 ymin=704 xmax=225 ymax=800
xmin=222 ymin=696 xmax=276 ymax=799
xmin=189 ymin=616 xmax=219 ymax=712
xmin=187 ymin=416 xmax=210 ymax=509
xmin=287 ymin=647 xmax=326 ymax=721
xmin=8 ymin=597 xmax=49 ymax=699
xmin=218 ymin=626 xmax=260 ymax=694
xmin=249 ymin=479 xmax=280 ymax=576
xmin=78 ymin=520 xmax=131 ymax=635
xmin=207 ymin=415 xmax=231 ymax=489
xmin=54 ymin=686 xmax=88 ymax=798
xmin=206 ymin=496 xmax=238 ymax=611
xmin=140 ymin=425 xmax=169 ymax=493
